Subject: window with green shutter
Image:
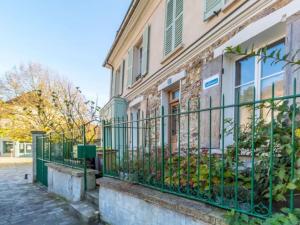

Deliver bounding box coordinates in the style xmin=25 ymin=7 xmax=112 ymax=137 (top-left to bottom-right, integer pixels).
xmin=141 ymin=25 xmax=150 ymax=76
xmin=127 ymin=47 xmax=134 ymax=87
xmin=204 ymin=0 xmax=223 ymax=20
xmin=121 ymin=59 xmax=125 ymax=94
xmin=164 ymin=0 xmax=183 ymax=56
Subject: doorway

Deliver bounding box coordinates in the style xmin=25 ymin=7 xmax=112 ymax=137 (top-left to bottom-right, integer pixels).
xmin=169 ymin=89 xmax=179 ymax=152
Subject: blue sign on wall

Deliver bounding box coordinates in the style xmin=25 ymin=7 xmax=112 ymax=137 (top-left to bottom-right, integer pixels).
xmin=203 ymin=74 xmax=220 ymax=90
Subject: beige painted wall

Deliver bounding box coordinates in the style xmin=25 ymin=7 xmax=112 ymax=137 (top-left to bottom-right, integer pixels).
xmin=106 ymin=0 xmax=288 ymax=102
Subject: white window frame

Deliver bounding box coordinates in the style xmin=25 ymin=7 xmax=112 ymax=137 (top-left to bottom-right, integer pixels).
xmin=234 ymin=40 xmax=285 ymax=103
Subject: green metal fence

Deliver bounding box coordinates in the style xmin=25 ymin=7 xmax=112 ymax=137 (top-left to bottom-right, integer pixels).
xmin=36 ymin=132 xmax=85 ymax=186
xmin=102 ymin=80 xmax=300 ymax=219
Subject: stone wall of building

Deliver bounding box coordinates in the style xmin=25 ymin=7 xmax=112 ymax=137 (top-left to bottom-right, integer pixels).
xmin=129 ymin=0 xmax=296 ymax=152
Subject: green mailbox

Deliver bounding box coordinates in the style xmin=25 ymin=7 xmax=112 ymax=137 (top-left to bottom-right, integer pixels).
xmin=77 ymin=145 xmax=96 ymax=159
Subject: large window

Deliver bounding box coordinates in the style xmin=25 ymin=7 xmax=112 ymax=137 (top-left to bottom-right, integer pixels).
xmin=235 ymin=41 xmax=285 ymax=124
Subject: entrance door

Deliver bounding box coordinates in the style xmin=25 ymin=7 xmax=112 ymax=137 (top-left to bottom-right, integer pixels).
xmin=169 ymin=89 xmax=179 ymax=152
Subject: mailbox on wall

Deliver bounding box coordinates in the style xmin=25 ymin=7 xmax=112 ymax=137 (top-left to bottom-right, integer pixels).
xmin=77 ymin=145 xmax=96 ymax=159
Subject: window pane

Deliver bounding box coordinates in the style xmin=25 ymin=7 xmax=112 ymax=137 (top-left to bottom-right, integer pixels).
xmin=235 ymin=84 xmax=254 ymax=126
xmin=261 ymin=74 xmax=284 ymax=99
xmin=236 ymin=56 xmax=255 ymax=86
xmin=236 ymin=83 xmax=255 ymax=103
xmin=19 ymin=144 xmax=25 ymax=154
xmin=172 ymin=90 xmax=179 ymax=100
xmin=171 ymin=105 xmax=178 ymax=135
xmin=261 ymin=42 xmax=285 ymax=78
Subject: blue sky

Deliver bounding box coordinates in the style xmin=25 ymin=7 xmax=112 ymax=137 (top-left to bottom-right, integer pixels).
xmin=0 ymin=0 xmax=131 ymax=106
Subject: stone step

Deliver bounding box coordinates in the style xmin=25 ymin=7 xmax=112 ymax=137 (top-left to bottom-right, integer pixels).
xmin=69 ymin=201 xmax=100 ymax=225
xmin=85 ymin=189 xmax=99 ymax=207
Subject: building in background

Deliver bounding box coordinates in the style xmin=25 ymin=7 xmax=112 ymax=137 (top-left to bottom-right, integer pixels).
xmin=0 ymin=97 xmax=33 ymax=157
xmin=0 ymin=138 xmax=32 ymax=157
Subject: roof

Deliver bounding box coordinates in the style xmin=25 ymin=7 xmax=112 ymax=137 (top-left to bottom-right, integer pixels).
xmin=102 ymin=0 xmax=140 ymax=68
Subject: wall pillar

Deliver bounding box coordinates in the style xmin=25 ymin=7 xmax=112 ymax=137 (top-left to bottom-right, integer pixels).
xmin=31 ymin=131 xmax=45 ymax=183
xmin=200 ymin=56 xmax=222 ymax=149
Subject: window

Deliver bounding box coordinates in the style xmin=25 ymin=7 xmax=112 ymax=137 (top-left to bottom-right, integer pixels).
xmin=171 ymin=89 xmax=180 ymax=100
xmin=139 ymin=46 xmax=143 ymax=76
xmin=133 ymin=40 xmax=143 ymax=81
xmin=19 ymin=143 xmax=25 ymax=154
xmin=26 ymin=144 xmax=32 ymax=154
xmin=164 ymin=0 xmax=183 ymax=56
xmin=235 ymin=41 xmax=285 ymax=124
xmin=127 ymin=26 xmax=150 ymax=87
xmin=169 ymin=89 xmax=180 ymax=149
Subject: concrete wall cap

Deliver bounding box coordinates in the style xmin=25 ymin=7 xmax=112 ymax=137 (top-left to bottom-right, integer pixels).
xmin=46 ymin=163 xmax=98 ymax=177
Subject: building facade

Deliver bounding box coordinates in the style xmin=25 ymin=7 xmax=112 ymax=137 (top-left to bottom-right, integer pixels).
xmin=101 ymin=0 xmax=300 ymax=148
xmin=0 ymin=138 xmax=32 ymax=157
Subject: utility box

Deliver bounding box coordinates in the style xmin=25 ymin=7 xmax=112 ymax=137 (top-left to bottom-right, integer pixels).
xmin=77 ymin=145 xmax=96 ymax=159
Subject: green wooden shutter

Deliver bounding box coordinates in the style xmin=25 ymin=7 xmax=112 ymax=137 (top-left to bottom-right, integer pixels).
xmin=164 ymin=0 xmax=174 ymax=56
xmin=121 ymin=59 xmax=125 ymax=94
xmin=127 ymin=47 xmax=134 ymax=87
xmin=115 ymin=69 xmax=120 ymax=96
xmin=142 ymin=25 xmax=150 ymax=76
xmin=174 ymin=0 xmax=183 ymax=48
xmin=204 ymin=0 xmax=223 ymax=20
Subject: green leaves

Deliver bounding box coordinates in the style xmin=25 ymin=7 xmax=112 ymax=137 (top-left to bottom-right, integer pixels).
xmin=225 ymin=208 xmax=300 ymax=225
xmin=287 ymin=182 xmax=297 ymax=190
xmin=225 ymin=45 xmax=300 ymax=70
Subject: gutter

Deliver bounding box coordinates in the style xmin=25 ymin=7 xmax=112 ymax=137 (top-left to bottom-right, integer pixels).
xmin=103 ymin=0 xmax=140 ymax=68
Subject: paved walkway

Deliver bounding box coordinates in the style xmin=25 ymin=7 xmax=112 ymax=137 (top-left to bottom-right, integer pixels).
xmin=0 ymin=157 xmax=32 ymax=165
xmin=0 ymin=162 xmax=82 ymax=225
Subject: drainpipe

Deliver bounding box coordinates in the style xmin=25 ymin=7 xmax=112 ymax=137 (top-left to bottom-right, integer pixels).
xmin=106 ymin=62 xmax=114 ymax=100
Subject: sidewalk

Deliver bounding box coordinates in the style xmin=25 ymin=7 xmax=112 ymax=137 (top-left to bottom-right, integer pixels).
xmin=0 ymin=157 xmax=32 ymax=167
xmin=0 ymin=163 xmax=82 ymax=225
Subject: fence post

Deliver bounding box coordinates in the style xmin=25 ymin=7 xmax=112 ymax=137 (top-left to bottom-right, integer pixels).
xmin=62 ymin=133 xmax=65 ymax=164
xmin=102 ymin=120 xmax=106 ymax=175
xmin=49 ymin=132 xmax=52 ymax=162
xmin=31 ymin=131 xmax=45 ymax=183
xmin=82 ymin=125 xmax=87 ymax=191
xmin=161 ymin=106 xmax=165 ymax=188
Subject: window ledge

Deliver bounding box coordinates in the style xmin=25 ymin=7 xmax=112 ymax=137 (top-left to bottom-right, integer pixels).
xmin=161 ymin=44 xmax=184 ymax=65
xmin=128 ymin=77 xmax=143 ymax=90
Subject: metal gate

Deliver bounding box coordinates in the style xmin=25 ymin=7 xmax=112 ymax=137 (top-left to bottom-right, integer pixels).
xmin=36 ymin=136 xmax=49 ymax=186
xmin=35 ymin=131 xmax=97 ymax=188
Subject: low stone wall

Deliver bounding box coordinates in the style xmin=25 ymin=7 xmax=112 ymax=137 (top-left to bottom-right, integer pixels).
xmin=47 ymin=163 xmax=97 ymax=202
xmin=99 ymin=177 xmax=226 ymax=225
